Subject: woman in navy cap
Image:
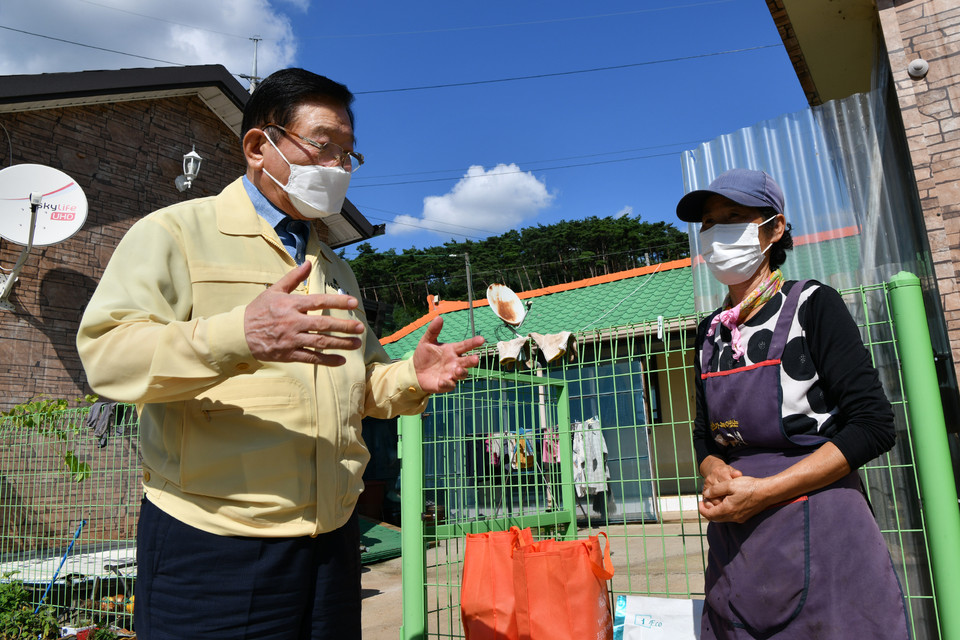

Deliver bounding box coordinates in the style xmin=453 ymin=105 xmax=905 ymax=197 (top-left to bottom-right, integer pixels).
xmin=677 ymin=168 xmax=909 ymax=639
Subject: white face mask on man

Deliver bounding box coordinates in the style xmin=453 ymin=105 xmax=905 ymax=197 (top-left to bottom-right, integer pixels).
xmin=263 ymin=135 xmax=351 ymax=220
xmin=700 ymin=216 xmax=777 ymax=286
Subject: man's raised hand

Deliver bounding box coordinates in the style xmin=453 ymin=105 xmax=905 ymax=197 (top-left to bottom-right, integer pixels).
xmin=244 ymin=261 xmax=365 ymax=365
xmin=413 ymin=317 xmax=485 ymax=393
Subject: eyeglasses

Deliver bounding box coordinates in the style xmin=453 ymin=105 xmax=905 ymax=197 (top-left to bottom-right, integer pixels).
xmin=263 ymin=123 xmax=364 ymax=173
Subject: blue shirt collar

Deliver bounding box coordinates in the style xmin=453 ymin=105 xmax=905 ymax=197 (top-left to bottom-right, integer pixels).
xmin=242 ymin=175 xmax=309 ymax=264
xmin=242 ymin=174 xmax=288 ymax=229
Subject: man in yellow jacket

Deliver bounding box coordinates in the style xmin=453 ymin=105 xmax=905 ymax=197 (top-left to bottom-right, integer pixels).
xmin=77 ymin=68 xmax=484 ymax=639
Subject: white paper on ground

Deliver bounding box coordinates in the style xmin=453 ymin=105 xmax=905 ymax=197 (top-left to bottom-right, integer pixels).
xmin=613 ymin=595 xmax=703 ymax=639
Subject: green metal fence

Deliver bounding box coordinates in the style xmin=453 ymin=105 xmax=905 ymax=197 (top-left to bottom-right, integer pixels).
xmin=0 ymin=403 xmax=140 ymax=632
xmin=400 ymin=275 xmax=959 ymax=640
xmin=0 ymin=274 xmax=957 ymax=638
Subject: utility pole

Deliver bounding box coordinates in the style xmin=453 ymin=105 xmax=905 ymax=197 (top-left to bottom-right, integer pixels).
xmin=450 ymin=252 xmax=476 ymax=337
xmin=465 ymin=252 xmax=475 ymax=338
xmin=243 ymin=36 xmax=262 ymax=93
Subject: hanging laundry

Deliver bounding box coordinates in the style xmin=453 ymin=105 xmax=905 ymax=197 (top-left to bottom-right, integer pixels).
xmin=541 ymin=426 xmax=561 ymax=464
xmin=506 ymin=436 xmax=535 ymax=470
xmin=86 ymin=400 xmax=119 ymax=448
xmin=529 ymin=331 xmax=578 ymax=364
xmin=496 ymin=336 xmax=529 ymax=369
xmin=516 ymin=435 xmax=535 ymax=470
xmin=485 ymin=436 xmax=502 ymax=467
xmin=572 ymin=417 xmax=610 ymax=498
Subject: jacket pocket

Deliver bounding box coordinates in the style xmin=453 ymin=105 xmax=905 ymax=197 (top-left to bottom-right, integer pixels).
xmin=179 ymin=376 xmax=315 ymax=508
xmin=190 ymin=265 xmax=279 ymax=318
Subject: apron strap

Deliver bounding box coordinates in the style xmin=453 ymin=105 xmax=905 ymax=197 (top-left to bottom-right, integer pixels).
xmin=766 ymin=280 xmax=809 ymax=360
xmin=701 ymin=309 xmax=722 ymax=373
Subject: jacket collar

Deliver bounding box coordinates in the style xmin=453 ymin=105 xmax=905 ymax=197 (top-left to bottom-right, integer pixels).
xmin=216 ymin=177 xmax=336 ymax=264
xmin=216 ymin=178 xmax=266 ymax=236
xmin=309 ymin=224 xmax=336 ymax=264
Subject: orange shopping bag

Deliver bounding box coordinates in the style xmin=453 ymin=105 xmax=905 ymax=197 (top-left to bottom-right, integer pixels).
xmin=461 ymin=526 xmax=534 ymax=640
xmin=512 ymin=531 xmax=615 ymax=640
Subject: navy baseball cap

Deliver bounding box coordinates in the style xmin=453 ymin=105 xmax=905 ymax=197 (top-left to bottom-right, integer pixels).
xmin=676 ymin=169 xmax=784 ymax=223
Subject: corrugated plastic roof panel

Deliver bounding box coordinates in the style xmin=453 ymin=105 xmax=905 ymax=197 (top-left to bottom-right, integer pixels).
xmin=681 ymin=85 xmax=933 ymax=312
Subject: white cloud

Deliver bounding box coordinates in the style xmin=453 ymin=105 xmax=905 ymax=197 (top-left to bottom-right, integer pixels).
xmin=615 ymin=205 xmax=634 ymax=218
xmin=0 ymin=0 xmax=298 ymax=84
xmin=387 ymin=164 xmax=554 ymax=239
xmin=279 ymin=0 xmax=311 ymax=12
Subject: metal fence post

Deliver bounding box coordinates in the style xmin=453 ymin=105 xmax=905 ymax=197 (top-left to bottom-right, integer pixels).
xmin=399 ymin=409 xmax=426 ymax=640
xmin=555 ymin=380 xmax=577 ymax=541
xmin=887 ymin=271 xmax=960 ymax=639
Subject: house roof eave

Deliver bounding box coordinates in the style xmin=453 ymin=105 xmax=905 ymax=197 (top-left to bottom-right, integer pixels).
xmin=0 ymin=64 xmax=249 ymax=135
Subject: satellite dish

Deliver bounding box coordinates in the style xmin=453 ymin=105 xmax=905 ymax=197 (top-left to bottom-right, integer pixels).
xmin=486 ymin=283 xmax=527 ymax=326
xmin=0 ymin=164 xmax=88 ymax=246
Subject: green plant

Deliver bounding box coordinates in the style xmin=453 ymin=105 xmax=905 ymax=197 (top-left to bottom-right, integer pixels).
xmin=0 ymin=573 xmax=59 ymax=639
xmin=1 ymin=395 xmax=98 ymax=482
xmin=88 ymin=627 xmax=119 ymax=640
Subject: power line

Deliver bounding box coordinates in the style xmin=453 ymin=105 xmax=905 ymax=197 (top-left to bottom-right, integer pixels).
xmin=0 ymin=22 xmax=780 ymax=100
xmin=346 ymin=240 xmax=690 ymax=291
xmin=353 ymin=45 xmax=780 ymax=95
xmin=357 ymin=207 xmax=496 ymax=240
xmin=350 ymin=150 xmax=681 ymax=189
xmin=582 ymin=262 xmax=664 ymax=330
xmin=300 ymin=0 xmax=736 ymax=39
xmin=75 ymin=0 xmax=251 ymax=39
xmin=347 ymin=148 xmax=700 ymax=240
xmin=351 ymin=140 xmax=705 ymax=181
xmin=0 ymin=24 xmax=186 ymax=66
xmin=71 ymin=0 xmax=736 ymax=42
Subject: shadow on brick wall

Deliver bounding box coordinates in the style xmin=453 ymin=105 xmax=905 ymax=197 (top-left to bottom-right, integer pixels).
xmin=0 ymin=475 xmax=58 ymax=558
xmin=16 ymin=266 xmax=100 ymax=396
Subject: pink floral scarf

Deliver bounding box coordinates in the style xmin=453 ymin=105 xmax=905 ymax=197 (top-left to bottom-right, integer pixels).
xmin=707 ymin=269 xmax=785 ymax=360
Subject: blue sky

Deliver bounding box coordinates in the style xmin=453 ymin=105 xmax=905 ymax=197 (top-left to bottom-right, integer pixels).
xmin=0 ymin=0 xmax=809 ymax=258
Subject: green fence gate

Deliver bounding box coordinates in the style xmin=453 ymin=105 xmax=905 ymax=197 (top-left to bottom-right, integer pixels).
xmin=400 ymin=273 xmax=960 ymax=640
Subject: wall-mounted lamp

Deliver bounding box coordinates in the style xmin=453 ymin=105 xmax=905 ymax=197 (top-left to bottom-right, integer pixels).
xmin=175 ymin=146 xmax=203 ymax=192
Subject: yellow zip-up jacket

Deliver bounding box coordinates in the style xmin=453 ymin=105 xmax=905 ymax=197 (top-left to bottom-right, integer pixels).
xmin=77 ymin=178 xmax=428 ymax=537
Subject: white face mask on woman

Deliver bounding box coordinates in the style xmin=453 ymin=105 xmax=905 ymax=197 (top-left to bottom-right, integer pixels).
xmin=700 ymin=216 xmax=776 ymax=286
xmin=263 ymin=136 xmax=351 ymax=220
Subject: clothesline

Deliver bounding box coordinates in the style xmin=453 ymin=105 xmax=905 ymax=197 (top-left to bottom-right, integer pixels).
xmin=467 ymin=417 xmax=606 ymax=472
xmin=464 ymin=418 xmax=613 ymax=511
xmin=463 ymin=415 xmax=603 ymax=438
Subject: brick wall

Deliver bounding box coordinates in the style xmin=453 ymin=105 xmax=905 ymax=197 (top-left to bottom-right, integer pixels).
xmin=878 ymin=0 xmax=960 ymax=383
xmin=0 ymin=96 xmax=246 ymax=411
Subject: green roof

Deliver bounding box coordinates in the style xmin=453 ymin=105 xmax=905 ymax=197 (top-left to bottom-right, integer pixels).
xmin=786 ymin=233 xmax=861 ymax=280
xmin=382 ymin=264 xmax=695 ymax=359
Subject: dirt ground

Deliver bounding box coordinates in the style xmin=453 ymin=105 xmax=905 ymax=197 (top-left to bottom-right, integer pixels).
xmin=361 ymin=556 xmax=405 ymax=640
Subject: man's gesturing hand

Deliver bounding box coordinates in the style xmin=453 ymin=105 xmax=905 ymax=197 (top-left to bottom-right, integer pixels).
xmin=413 ymin=317 xmax=485 ymax=393
xmin=244 ymin=262 xmax=364 ymax=365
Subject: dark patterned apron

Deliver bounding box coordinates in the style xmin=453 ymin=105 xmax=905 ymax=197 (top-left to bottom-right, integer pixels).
xmin=699 ymin=282 xmax=909 ymax=639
